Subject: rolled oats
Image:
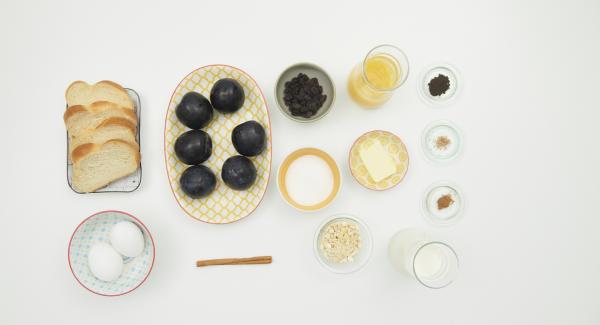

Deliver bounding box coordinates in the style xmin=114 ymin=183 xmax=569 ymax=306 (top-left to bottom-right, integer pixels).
xmin=319 ymin=221 xmax=362 ymax=263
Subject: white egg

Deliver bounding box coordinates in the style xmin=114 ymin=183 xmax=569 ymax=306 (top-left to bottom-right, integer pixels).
xmin=109 ymin=221 xmax=145 ymax=258
xmin=88 ymin=242 xmax=123 ymax=282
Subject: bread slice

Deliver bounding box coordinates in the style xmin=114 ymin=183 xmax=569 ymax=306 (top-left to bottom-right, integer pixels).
xmin=66 ymin=80 xmax=134 ymax=110
xmin=71 ymin=139 xmax=140 ymax=193
xmin=69 ymin=117 xmax=137 ymax=157
xmin=64 ymin=101 xmax=137 ymax=138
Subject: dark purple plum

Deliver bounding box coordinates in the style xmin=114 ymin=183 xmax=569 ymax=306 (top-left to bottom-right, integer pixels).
xmin=221 ymin=155 xmax=257 ymax=190
xmin=175 ymin=92 xmax=213 ymax=129
xmin=210 ymin=78 xmax=245 ymax=114
xmin=232 ymin=120 xmax=266 ymax=157
xmin=180 ymin=165 xmax=216 ymax=198
xmin=174 ymin=130 xmax=212 ymax=165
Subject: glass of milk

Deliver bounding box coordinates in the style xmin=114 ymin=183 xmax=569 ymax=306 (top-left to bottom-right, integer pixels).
xmin=388 ymin=228 xmax=458 ymax=288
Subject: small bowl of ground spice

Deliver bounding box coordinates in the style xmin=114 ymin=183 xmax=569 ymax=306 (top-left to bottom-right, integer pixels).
xmin=421 ymin=120 xmax=463 ymax=164
xmin=418 ymin=63 xmax=460 ymax=107
xmin=313 ymin=214 xmax=372 ymax=274
xmin=422 ymin=181 xmax=465 ymax=226
xmin=275 ymin=62 xmax=335 ymax=122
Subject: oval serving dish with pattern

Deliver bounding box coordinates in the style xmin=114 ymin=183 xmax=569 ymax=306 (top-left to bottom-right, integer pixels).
xmin=165 ymin=65 xmax=272 ymax=224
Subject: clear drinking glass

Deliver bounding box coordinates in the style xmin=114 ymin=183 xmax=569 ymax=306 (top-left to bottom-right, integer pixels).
xmin=347 ymin=44 xmax=409 ymax=108
xmin=388 ymin=228 xmax=459 ymax=289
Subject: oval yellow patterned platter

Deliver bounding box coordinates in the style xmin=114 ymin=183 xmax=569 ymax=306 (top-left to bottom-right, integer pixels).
xmin=349 ymin=130 xmax=409 ymax=191
xmin=165 ymin=65 xmax=272 ymax=224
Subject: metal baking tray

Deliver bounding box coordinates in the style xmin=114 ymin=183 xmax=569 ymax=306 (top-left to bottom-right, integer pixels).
xmin=66 ymin=88 xmax=142 ymax=193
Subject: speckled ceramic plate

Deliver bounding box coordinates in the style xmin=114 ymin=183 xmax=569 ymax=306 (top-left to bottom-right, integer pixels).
xmin=68 ymin=210 xmax=155 ymax=296
xmin=349 ymin=130 xmax=409 ymax=191
xmin=165 ymin=65 xmax=272 ymax=224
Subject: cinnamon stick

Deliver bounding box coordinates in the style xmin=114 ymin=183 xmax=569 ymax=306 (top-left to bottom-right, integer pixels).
xmin=196 ymin=256 xmax=272 ymax=267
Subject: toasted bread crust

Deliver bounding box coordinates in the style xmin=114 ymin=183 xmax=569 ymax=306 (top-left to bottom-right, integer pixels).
xmin=63 ymin=105 xmax=86 ymax=122
xmin=66 ymin=80 xmax=133 ymax=110
xmin=98 ymin=80 xmax=128 ymax=93
xmin=63 ymin=102 xmax=137 ymax=125
xmin=96 ymin=117 xmax=136 ymax=133
xmin=68 ymin=117 xmax=137 ymax=156
xmin=89 ymin=101 xmax=137 ymax=121
xmin=71 ymin=139 xmax=140 ymax=164
xmin=105 ymin=138 xmax=140 ymax=150
xmin=88 ymin=100 xmax=118 ymax=110
xmin=71 ymin=143 xmax=97 ymax=164
xmin=65 ymin=80 xmax=86 ymax=101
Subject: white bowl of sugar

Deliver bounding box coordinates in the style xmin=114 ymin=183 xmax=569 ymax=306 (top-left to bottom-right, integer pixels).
xmin=277 ymin=147 xmax=341 ymax=212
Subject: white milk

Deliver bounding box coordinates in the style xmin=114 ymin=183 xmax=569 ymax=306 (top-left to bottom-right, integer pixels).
xmin=388 ymin=228 xmax=430 ymax=274
xmin=413 ymin=244 xmax=444 ymax=279
xmin=388 ymin=228 xmax=458 ymax=288
xmin=285 ymin=155 xmax=334 ymax=206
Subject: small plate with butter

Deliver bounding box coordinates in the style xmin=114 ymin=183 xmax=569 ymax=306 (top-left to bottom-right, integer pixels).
xmin=349 ymin=130 xmax=409 ymax=191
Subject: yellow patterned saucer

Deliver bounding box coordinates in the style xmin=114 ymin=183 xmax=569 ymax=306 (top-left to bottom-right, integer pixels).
xmin=349 ymin=130 xmax=409 ymax=191
xmin=164 ymin=65 xmax=272 ymax=224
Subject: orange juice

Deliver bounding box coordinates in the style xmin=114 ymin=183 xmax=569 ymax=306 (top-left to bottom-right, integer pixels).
xmin=348 ymin=52 xmax=405 ymax=108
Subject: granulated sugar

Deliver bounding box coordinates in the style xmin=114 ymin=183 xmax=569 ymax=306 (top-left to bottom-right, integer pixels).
xmin=285 ymin=155 xmax=334 ymax=206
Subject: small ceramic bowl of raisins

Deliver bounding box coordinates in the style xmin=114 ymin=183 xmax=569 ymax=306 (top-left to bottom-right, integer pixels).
xmin=275 ymin=62 xmax=335 ymax=123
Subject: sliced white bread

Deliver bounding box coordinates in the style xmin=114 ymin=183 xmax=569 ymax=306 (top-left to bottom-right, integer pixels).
xmin=66 ymin=80 xmax=134 ymax=110
xmin=71 ymin=139 xmax=141 ymax=193
xmin=69 ymin=117 xmax=137 ymax=157
xmin=64 ymin=101 xmax=137 ymax=139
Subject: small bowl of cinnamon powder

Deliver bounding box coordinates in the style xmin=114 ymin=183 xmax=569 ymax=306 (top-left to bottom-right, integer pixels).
xmin=418 ymin=63 xmax=460 ymax=107
xmin=422 ymin=181 xmax=465 ymax=226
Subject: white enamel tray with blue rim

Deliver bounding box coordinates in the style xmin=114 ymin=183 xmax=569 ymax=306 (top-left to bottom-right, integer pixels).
xmin=68 ymin=210 xmax=155 ymax=296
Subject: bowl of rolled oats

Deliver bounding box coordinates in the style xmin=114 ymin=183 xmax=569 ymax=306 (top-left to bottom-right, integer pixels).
xmin=313 ymin=214 xmax=373 ymax=274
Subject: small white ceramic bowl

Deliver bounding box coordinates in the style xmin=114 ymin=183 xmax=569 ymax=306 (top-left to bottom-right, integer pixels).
xmin=68 ymin=210 xmax=155 ymax=296
xmin=313 ymin=214 xmax=373 ymax=274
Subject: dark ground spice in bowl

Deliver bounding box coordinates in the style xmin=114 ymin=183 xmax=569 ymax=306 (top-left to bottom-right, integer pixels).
xmin=428 ymin=74 xmax=450 ymax=97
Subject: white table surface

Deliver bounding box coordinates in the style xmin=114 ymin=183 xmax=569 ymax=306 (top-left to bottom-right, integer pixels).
xmin=2 ymin=0 xmax=600 ymax=324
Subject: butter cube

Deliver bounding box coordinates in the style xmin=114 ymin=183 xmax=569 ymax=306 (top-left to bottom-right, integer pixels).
xmin=359 ymin=140 xmax=396 ymax=182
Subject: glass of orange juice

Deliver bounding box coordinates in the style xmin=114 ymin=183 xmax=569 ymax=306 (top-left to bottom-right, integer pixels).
xmin=348 ymin=44 xmax=409 ymax=108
